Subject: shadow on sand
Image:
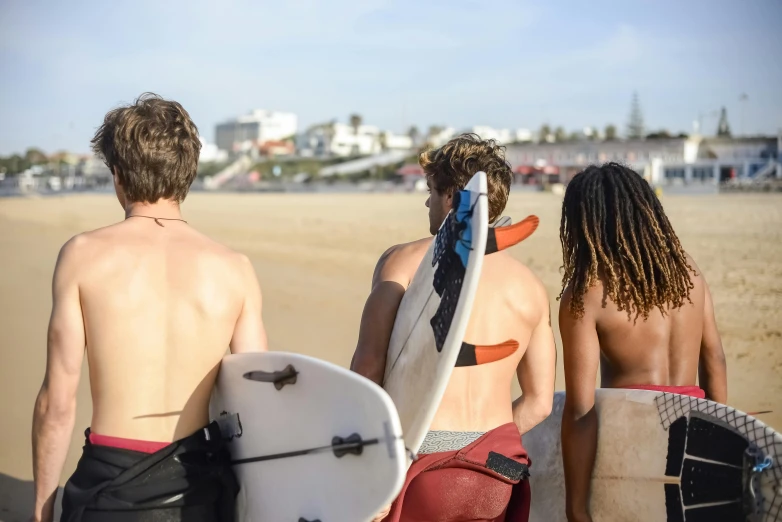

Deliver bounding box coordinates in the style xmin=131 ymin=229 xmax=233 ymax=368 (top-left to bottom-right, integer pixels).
xmin=0 ymin=473 xmax=62 ymax=522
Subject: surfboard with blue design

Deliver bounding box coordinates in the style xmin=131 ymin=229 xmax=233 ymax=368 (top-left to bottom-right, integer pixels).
xmin=382 ymin=171 xmax=489 ymax=457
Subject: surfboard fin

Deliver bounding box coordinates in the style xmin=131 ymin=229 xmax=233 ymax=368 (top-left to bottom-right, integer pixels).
xmin=332 ymin=433 xmax=367 ymax=458
xmin=243 ymin=364 xmax=299 ymax=390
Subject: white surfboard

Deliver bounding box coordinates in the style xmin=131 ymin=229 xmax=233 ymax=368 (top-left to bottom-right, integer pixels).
xmin=209 ymin=352 xmax=407 ymax=522
xmin=525 ymin=389 xmax=782 ymax=522
xmin=382 ymin=171 xmax=489 ymax=456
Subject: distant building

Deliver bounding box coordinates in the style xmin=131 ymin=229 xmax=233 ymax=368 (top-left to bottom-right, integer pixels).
xmin=426 ymin=127 xmax=456 ymax=148
xmin=468 ymin=126 xmax=513 ymax=144
xmin=504 ymin=136 xmax=779 ymax=186
xmin=259 ymin=140 xmax=296 ymax=157
xmin=216 ymin=110 xmax=298 ymax=152
xmin=514 ymin=129 xmax=534 ymax=142
xmin=297 ymin=122 xmax=413 ymax=158
xmin=396 ymin=163 xmax=427 ymax=191
xmin=78 ymin=156 xmax=112 ymax=178
xmin=199 ymin=138 xmax=228 ymax=163
xmin=460 ymin=126 xmax=533 ymax=145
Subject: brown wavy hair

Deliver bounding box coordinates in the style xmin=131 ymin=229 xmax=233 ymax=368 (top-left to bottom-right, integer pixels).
xmin=91 ymin=92 xmax=201 ymax=203
xmin=559 ymin=163 xmax=695 ymax=320
xmin=419 ymin=133 xmax=512 ymax=222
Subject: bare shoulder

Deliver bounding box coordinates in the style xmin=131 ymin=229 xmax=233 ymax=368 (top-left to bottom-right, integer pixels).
xmin=503 ymin=255 xmax=548 ymax=300
xmin=372 ymin=237 xmax=432 ymax=289
xmin=189 ymin=232 xmax=258 ymax=281
xmin=54 ymin=232 xmax=93 ymax=278
xmin=495 ymin=255 xmax=550 ymax=322
xmin=683 ymin=252 xmax=705 ymax=282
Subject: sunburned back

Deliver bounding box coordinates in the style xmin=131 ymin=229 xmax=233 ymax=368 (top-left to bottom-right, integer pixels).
xmin=590 ymin=268 xmax=707 ymax=388
xmin=77 ymin=220 xmax=248 ymax=442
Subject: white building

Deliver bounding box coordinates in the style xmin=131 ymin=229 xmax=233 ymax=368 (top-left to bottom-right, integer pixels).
xmin=381 ymin=132 xmax=414 ymax=151
xmin=199 ymin=137 xmax=228 ymax=163
xmin=297 ymin=122 xmax=413 ymax=158
xmin=462 ymin=126 xmax=531 ymax=144
xmin=426 ymin=127 xmax=456 ymax=148
xmin=514 ymin=129 xmax=533 ymax=142
xmin=469 ymin=126 xmax=513 ymax=144
xmin=216 ymin=110 xmax=298 ymax=152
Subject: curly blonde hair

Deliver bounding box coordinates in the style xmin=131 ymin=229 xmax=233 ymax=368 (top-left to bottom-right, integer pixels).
xmin=419 ymin=133 xmax=513 ymax=222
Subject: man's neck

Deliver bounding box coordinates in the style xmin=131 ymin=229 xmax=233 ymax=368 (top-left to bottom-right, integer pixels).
xmin=125 ymin=200 xmax=182 ymax=220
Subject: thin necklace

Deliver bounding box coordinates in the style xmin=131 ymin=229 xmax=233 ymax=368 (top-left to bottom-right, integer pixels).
xmin=126 ymin=215 xmax=188 ymax=227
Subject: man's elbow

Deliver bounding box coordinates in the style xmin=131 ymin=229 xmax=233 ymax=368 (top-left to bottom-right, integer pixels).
xmin=563 ymin=396 xmax=594 ymax=421
xmin=519 ymin=393 xmax=553 ymax=425
xmin=350 ymin=353 xmax=384 ymax=386
xmin=702 ymin=345 xmax=728 ymax=374
xmin=533 ymin=395 xmax=553 ymax=422
xmin=34 ymin=387 xmax=76 ymax=425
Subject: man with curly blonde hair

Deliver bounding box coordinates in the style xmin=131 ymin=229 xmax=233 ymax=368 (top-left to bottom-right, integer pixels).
xmin=352 ymin=134 xmax=555 ymax=521
xmin=32 ymin=93 xmax=267 ymax=522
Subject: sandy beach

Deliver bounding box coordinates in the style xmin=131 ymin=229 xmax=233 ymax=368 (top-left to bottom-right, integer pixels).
xmin=1 ymin=190 xmax=780 ymax=520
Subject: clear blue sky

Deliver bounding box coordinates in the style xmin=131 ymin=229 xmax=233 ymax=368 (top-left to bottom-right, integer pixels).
xmin=1 ymin=0 xmax=780 ymax=155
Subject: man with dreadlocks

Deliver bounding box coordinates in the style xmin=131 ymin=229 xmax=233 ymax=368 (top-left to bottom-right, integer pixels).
xmin=351 ymin=134 xmax=556 ymax=522
xmin=558 ymin=162 xmax=727 ymax=522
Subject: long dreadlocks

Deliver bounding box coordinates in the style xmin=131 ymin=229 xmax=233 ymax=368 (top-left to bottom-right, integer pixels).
xmin=559 ymin=163 xmax=695 ymax=320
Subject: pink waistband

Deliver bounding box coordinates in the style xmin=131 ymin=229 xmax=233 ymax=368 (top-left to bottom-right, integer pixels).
xmin=89 ymin=432 xmax=170 ymax=454
xmin=623 ymin=384 xmax=706 ymax=399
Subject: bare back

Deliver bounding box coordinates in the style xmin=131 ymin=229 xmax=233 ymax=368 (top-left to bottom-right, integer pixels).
xmin=357 ymin=236 xmax=556 ymax=434
xmin=72 ymin=219 xmax=266 ymax=441
xmin=432 ymin=249 xmax=553 ymax=432
xmin=582 ymin=257 xmax=716 ymax=389
xmin=591 ymin=271 xmax=705 ymax=388
xmin=561 ymin=254 xmax=726 ymax=402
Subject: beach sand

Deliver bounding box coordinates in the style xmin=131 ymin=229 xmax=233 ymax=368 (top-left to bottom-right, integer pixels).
xmin=1 ymin=191 xmax=780 ymax=520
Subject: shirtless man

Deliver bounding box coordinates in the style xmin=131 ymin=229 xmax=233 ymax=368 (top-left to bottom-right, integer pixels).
xmin=558 ymin=163 xmax=727 ymax=522
xmin=351 ymin=134 xmax=556 ymax=522
xmin=31 ymin=93 xmax=267 ymax=522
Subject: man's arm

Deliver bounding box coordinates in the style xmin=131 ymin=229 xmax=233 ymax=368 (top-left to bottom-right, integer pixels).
xmin=350 ymin=246 xmax=408 ymax=386
xmin=698 ymin=281 xmax=727 ymax=403
xmin=229 ymin=255 xmax=268 ymax=354
xmin=559 ymin=288 xmax=600 ymax=522
xmin=512 ymin=283 xmax=556 ymax=434
xmin=32 ymin=238 xmax=87 ymax=522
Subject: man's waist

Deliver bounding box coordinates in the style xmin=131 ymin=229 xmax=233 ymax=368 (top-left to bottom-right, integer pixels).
xmin=90 ymin=409 xmax=211 ymax=445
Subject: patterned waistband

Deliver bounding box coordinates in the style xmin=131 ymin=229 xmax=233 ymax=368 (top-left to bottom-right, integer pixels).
xmin=418 ymin=430 xmax=486 ymax=454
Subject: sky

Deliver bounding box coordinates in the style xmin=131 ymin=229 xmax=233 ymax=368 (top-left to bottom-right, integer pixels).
xmin=0 ymin=0 xmax=780 ymax=155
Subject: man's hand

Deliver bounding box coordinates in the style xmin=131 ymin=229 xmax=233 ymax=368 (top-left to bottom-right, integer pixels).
xmin=567 ymin=510 xmax=594 ymax=522
xmin=372 ymin=503 xmax=392 ymax=521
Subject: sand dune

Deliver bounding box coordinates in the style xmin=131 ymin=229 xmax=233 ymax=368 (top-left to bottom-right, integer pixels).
xmin=1 ymin=191 xmax=780 ymax=520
